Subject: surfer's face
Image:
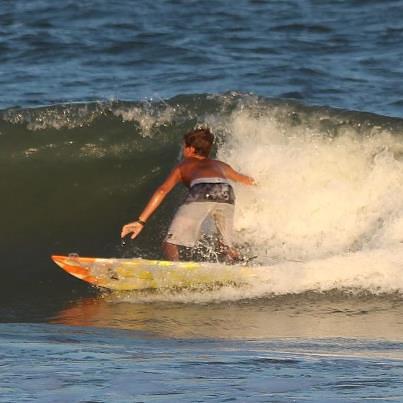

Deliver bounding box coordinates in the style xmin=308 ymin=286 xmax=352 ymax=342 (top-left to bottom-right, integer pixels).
xmin=182 ymin=144 xmax=195 ymax=158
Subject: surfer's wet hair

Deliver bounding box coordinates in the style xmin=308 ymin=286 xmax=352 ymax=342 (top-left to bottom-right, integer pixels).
xmin=184 ymin=128 xmax=214 ymax=157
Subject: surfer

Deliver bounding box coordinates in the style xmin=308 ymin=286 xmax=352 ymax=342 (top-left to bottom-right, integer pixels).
xmin=121 ymin=128 xmax=255 ymax=261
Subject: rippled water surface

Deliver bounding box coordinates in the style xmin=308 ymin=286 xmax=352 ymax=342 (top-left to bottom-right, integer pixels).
xmin=1 ymin=0 xmax=403 ymax=116
xmin=1 ymin=323 xmax=403 ymax=402
xmin=2 ymin=1 xmax=403 ymax=401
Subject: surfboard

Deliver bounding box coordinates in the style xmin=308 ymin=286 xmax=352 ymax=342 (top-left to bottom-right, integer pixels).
xmin=51 ymin=255 xmax=256 ymax=291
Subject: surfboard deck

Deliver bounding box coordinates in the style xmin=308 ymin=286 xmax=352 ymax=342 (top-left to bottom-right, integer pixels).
xmin=51 ymin=255 xmax=256 ymax=291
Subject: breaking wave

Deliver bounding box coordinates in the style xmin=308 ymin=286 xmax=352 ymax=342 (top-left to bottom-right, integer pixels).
xmin=2 ymin=92 xmax=403 ymax=299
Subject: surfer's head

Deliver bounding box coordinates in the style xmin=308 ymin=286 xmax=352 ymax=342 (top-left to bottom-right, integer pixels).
xmin=183 ymin=128 xmax=214 ymax=157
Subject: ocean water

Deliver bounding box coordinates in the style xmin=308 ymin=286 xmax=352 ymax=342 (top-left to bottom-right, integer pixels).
xmin=1 ymin=0 xmax=403 ymax=401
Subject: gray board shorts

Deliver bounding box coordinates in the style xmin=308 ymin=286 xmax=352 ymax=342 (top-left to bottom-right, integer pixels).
xmin=165 ymin=178 xmax=235 ymax=248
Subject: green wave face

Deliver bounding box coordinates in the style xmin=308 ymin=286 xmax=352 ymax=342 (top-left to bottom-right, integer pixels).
xmin=2 ymin=93 xmax=403 ymax=295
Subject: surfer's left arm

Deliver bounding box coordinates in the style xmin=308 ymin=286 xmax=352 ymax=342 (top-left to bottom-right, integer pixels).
xmin=121 ymin=166 xmax=182 ymax=239
xmin=221 ymin=162 xmax=256 ymax=186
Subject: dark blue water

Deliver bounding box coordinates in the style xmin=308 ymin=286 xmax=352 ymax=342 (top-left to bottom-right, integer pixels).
xmin=1 ymin=0 xmax=403 ymax=116
xmin=2 ymin=1 xmax=403 ymax=401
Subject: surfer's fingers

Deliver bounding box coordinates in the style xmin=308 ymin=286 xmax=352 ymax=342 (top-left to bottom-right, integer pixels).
xmin=121 ymin=223 xmax=136 ymax=238
xmin=130 ymin=225 xmax=143 ymax=239
xmin=120 ymin=226 xmax=129 ymax=238
xmin=120 ymin=222 xmax=143 ymax=239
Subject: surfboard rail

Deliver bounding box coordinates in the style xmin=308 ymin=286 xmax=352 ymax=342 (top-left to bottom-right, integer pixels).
xmin=51 ymin=254 xmax=254 ymax=291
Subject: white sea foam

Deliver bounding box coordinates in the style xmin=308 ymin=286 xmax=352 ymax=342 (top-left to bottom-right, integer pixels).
xmin=198 ymin=108 xmax=403 ymax=299
xmin=106 ymin=103 xmax=403 ymax=302
xmin=216 ymin=109 xmax=403 ymax=256
xmin=113 ymin=103 xmax=177 ymax=136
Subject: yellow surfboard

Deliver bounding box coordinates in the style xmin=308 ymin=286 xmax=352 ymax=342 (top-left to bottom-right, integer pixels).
xmin=51 ymin=255 xmax=256 ymax=291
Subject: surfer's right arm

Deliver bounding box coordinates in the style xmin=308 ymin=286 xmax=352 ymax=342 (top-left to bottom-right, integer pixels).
xmin=121 ymin=166 xmax=182 ymax=239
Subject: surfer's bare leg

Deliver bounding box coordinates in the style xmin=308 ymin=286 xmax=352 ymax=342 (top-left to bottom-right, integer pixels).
xmin=163 ymin=241 xmax=180 ymax=261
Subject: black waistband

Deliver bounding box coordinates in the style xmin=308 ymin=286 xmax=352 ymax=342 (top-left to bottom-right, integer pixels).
xmin=185 ymin=182 xmax=235 ymax=205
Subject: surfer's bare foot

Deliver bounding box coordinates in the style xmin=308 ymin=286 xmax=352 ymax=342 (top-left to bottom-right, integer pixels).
xmin=223 ymin=246 xmax=242 ymax=264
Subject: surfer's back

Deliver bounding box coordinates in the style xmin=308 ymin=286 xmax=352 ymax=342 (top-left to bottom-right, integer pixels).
xmin=178 ymin=158 xmax=228 ymax=187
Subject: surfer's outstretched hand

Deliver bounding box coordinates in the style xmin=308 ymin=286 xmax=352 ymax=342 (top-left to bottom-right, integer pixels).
xmin=121 ymin=221 xmax=144 ymax=239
